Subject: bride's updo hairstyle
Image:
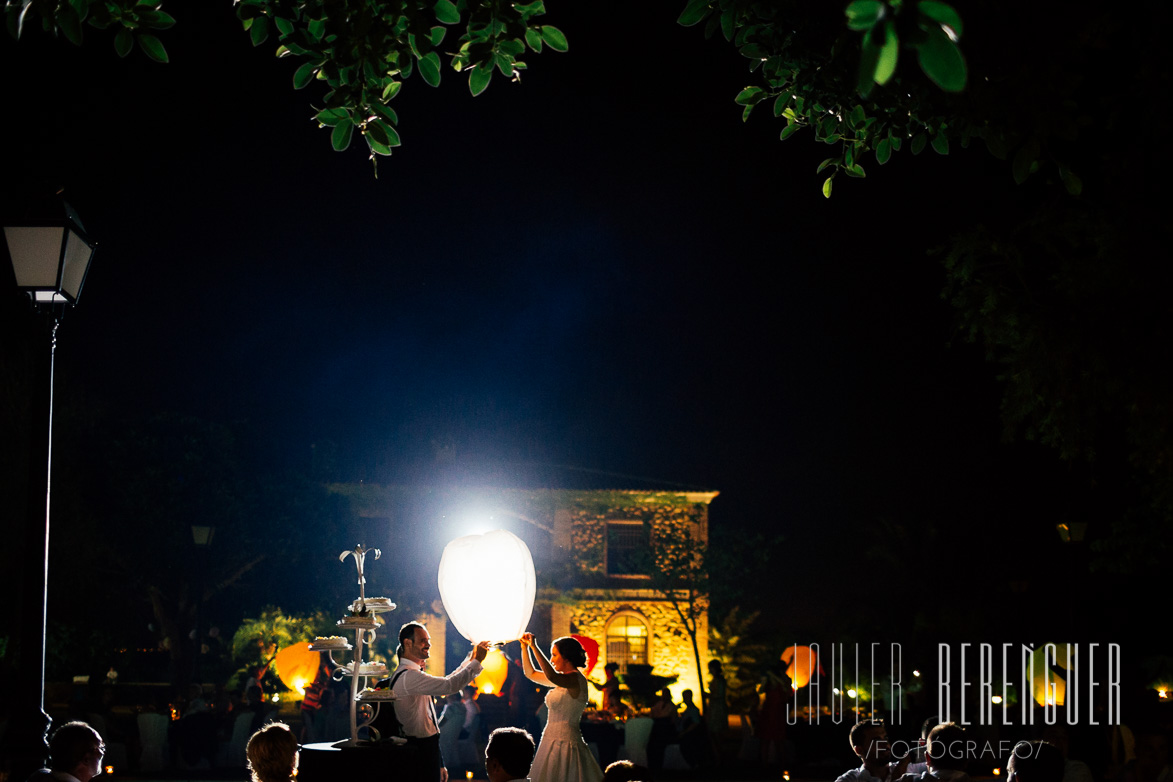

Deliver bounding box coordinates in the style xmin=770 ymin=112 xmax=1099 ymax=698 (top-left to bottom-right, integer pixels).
xmin=552 ymin=636 xmax=588 ymax=668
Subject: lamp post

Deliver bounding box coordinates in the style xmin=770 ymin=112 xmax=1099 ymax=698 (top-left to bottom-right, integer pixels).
xmin=190 ymin=525 xmax=216 ymax=686
xmin=4 ymin=195 xmax=96 ymax=780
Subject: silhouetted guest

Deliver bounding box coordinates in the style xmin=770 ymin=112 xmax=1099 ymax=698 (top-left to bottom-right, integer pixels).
xmin=1113 ymin=731 xmax=1170 ymax=782
xmin=1008 ymin=741 xmax=1066 ymax=782
xmin=439 ymin=692 xmax=467 ymax=778
xmin=757 ymin=663 xmax=794 ymax=767
xmin=646 ymin=688 xmax=677 ymax=771
xmin=25 ymin=721 xmax=105 ymax=782
xmin=1041 ymin=725 xmax=1095 ymax=782
xmin=245 ymin=722 xmax=299 ymax=782
xmin=898 ymin=722 xmax=970 ymax=782
xmin=706 ymin=660 xmax=728 ymax=738
xmin=907 ymin=716 xmax=942 ymax=775
xmin=485 ymin=727 xmax=536 ymax=782
xmin=837 ymin=720 xmax=909 ymax=782
xmin=676 ymin=689 xmax=710 ymax=768
xmin=603 ymin=760 xmax=654 ymax=782
xmin=591 ymin=663 xmax=622 ymax=715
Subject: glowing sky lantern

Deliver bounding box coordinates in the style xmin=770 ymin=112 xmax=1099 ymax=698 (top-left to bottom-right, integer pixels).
xmin=1029 ymin=644 xmax=1070 ymax=707
xmin=275 ymin=642 xmax=320 ymax=696
xmin=473 ymin=647 xmax=511 ymax=695
xmin=571 ymin=634 xmax=600 ymax=677
xmin=781 ymin=645 xmax=822 ymax=689
xmin=438 ymin=529 xmax=536 ymax=644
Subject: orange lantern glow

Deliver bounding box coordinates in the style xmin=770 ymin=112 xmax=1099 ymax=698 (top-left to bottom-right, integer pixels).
xmin=474 ymin=647 xmax=510 ymax=695
xmin=1030 ymin=644 xmax=1070 ymax=707
xmin=275 ymin=642 xmax=320 ymax=696
xmin=572 ymin=635 xmax=600 ymax=677
xmin=781 ymin=645 xmax=821 ymax=689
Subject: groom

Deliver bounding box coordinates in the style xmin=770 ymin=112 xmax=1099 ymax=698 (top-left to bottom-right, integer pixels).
xmin=388 ymin=621 xmax=489 ymax=782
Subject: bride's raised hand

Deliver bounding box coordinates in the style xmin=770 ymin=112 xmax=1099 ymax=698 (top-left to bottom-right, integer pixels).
xmin=520 ymin=632 xmax=535 ymax=648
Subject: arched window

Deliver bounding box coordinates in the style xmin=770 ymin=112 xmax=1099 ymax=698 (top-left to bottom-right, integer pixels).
xmin=605 ymin=612 xmax=650 ymax=673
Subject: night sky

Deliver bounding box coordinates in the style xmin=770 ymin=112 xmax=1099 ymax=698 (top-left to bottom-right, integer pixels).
xmin=0 ymin=2 xmax=1150 ymax=663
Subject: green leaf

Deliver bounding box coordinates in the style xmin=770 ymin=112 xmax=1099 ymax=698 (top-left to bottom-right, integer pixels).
xmin=772 ymin=93 xmax=790 ymax=117
xmin=734 ymin=86 xmax=765 ymax=105
xmin=499 ymin=39 xmax=525 ymax=56
xmin=137 ymin=9 xmax=173 ymax=29
xmin=779 ymin=123 xmax=801 ymax=141
xmin=916 ymin=24 xmax=966 ymax=91
xmin=418 ymin=51 xmax=441 ymax=86
xmin=918 ymin=0 xmax=962 ymax=37
xmin=845 ymin=163 xmax=867 ymax=178
xmin=1012 ymin=141 xmax=1036 ymax=184
xmin=372 ymin=103 xmax=398 ymax=125
xmin=137 ymin=33 xmax=168 ymax=62
xmin=822 ymin=176 xmax=834 ymax=198
xmin=332 ymin=118 xmax=354 ymax=152
xmin=874 ymin=20 xmax=898 ymax=85
xmin=720 ymin=8 xmax=734 ymax=40
xmin=274 ymin=16 xmax=293 ymax=35
xmin=1061 ymin=169 xmax=1082 ymax=196
xmin=293 ymin=62 xmax=315 ymax=89
xmin=540 ymin=25 xmax=568 ymax=51
xmin=58 ymin=5 xmax=82 ymax=45
xmin=845 ymin=0 xmax=883 ymax=31
xmin=367 ymin=135 xmax=393 ymax=157
xmin=366 ymin=120 xmax=390 ymax=147
xmin=496 ymin=52 xmax=514 ymax=76
xmin=429 ymin=26 xmax=446 ymax=46
xmin=525 ymin=28 xmax=543 ymax=52
xmin=876 ymin=137 xmax=892 ymax=164
xmin=849 ymin=104 xmax=866 ymax=128
xmin=678 ymin=0 xmax=710 ymax=27
xmin=382 ymin=80 xmax=403 ymax=100
xmin=249 ymin=15 xmax=269 ymax=46
xmin=375 ymin=118 xmax=401 ymax=147
xmin=817 ymin=157 xmax=837 ymax=174
xmin=114 ymin=27 xmax=133 ymax=57
xmin=469 ymin=64 xmax=491 ymax=96
xmin=316 ymin=108 xmax=349 ymax=127
xmin=434 ymin=0 xmax=460 ymax=24
xmin=931 ymin=132 xmax=949 ymax=155
xmin=911 ymin=133 xmax=928 ymax=155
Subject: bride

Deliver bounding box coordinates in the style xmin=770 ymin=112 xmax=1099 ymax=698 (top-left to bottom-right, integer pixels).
xmin=519 ymin=633 xmax=604 ymax=782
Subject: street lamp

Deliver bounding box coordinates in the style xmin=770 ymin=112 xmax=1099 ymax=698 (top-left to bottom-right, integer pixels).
xmin=4 ymin=194 xmax=97 ymax=779
xmin=191 ymin=525 xmax=216 ymax=685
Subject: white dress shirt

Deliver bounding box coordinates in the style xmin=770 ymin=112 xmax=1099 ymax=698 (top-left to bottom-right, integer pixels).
xmin=838 ymin=765 xmax=896 ymax=782
xmin=391 ymin=657 xmax=483 ymax=738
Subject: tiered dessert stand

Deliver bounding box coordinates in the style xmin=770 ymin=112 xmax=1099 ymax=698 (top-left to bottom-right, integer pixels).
xmin=307 ymin=544 xmax=398 ymax=747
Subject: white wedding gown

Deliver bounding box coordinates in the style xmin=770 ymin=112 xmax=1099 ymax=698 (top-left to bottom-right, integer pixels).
xmin=530 ymin=672 xmax=604 ymax=782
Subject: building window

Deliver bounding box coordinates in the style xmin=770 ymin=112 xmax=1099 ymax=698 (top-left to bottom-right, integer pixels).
xmin=606 ymin=521 xmax=649 ymax=577
xmin=605 ymin=613 xmax=650 ymax=673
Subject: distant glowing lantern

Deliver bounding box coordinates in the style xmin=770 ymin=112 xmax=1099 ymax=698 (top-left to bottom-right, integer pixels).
xmin=847 ymin=689 xmax=858 ymax=699
xmin=781 ymin=645 xmax=822 ymax=688
xmin=474 ymin=648 xmax=510 ymax=695
xmin=572 ymin=634 xmax=600 ymax=677
xmin=275 ymin=642 xmax=320 ymax=696
xmin=1029 ymin=644 xmax=1070 ymax=707
xmin=438 ymin=529 xmax=536 ymax=644
xmin=992 ymin=695 xmax=1003 ymax=704
xmin=994 ymin=769 xmax=1002 ymax=776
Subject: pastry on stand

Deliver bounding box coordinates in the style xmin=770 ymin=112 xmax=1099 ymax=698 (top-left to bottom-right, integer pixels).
xmin=297 ymin=545 xmax=414 ymax=782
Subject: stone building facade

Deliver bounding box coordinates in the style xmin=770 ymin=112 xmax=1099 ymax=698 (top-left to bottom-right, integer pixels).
xmin=546 ymin=489 xmax=719 ymax=700
xmin=328 ymin=483 xmax=718 ymax=700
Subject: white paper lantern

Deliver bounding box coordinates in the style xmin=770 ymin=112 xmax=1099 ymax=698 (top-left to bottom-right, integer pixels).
xmin=438 ymin=529 xmax=536 ymax=644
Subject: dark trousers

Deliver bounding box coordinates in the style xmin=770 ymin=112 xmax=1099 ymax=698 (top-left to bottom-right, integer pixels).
xmin=406 ymin=734 xmax=442 ymax=782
